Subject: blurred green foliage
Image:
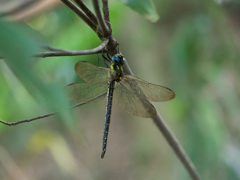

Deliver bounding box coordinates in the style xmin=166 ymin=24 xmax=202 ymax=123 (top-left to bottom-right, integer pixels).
xmin=0 ymin=0 xmax=240 ymax=180
xmin=118 ymin=0 xmax=159 ymax=22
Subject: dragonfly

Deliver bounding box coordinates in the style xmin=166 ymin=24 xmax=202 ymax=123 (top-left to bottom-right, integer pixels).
xmin=66 ymin=54 xmax=175 ymax=158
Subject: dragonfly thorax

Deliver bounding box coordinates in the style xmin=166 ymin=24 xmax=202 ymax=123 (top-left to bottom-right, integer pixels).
xmin=110 ymin=63 xmax=123 ymax=82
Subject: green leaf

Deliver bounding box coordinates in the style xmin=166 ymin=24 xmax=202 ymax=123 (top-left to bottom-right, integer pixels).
xmin=117 ymin=0 xmax=159 ymax=22
xmin=0 ymin=20 xmax=71 ymax=119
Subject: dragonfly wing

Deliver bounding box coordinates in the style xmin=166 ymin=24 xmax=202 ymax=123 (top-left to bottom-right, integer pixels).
xmin=114 ymin=83 xmax=157 ymax=118
xmin=65 ymin=83 xmax=108 ymax=104
xmin=120 ymin=75 xmax=175 ymax=102
xmin=75 ymin=61 xmax=116 ymax=84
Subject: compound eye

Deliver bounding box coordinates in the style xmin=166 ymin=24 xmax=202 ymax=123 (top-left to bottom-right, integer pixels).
xmin=112 ymin=55 xmax=120 ymax=62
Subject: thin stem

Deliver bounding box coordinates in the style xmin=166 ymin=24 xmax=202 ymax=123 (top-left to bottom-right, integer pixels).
xmin=0 ymin=112 xmax=58 ymax=126
xmin=74 ymin=0 xmax=98 ymax=25
xmin=41 ymin=45 xmax=70 ymax=52
xmin=92 ymin=0 xmax=110 ymax=37
xmin=36 ymin=40 xmax=108 ymax=58
xmin=102 ymin=0 xmax=111 ymax=32
xmin=0 ymin=93 xmax=106 ymax=126
xmin=153 ymin=114 xmax=201 ymax=180
xmin=122 ymin=59 xmax=201 ymax=180
xmin=60 ymin=0 xmax=100 ymax=37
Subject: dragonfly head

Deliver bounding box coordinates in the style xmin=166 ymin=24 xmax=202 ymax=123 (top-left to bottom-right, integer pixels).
xmin=111 ymin=54 xmax=125 ymax=65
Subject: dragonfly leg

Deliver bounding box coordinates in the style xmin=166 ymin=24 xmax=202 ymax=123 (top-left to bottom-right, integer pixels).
xmin=102 ymin=53 xmax=111 ymax=68
xmin=106 ymin=53 xmax=111 ymax=61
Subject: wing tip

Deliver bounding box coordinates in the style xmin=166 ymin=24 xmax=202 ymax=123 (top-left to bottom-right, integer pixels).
xmin=170 ymin=90 xmax=176 ymax=100
xmin=74 ymin=61 xmax=88 ymax=72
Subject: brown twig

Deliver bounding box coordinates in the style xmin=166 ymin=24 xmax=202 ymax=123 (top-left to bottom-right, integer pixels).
xmin=74 ymin=0 xmax=98 ymax=25
xmin=102 ymin=0 xmax=112 ymax=32
xmin=60 ymin=0 xmax=101 ymax=38
xmin=0 ymin=93 xmax=106 ymax=126
xmin=0 ymin=112 xmax=58 ymax=126
xmin=36 ymin=40 xmax=109 ymax=58
xmin=92 ymin=0 xmax=110 ymax=37
xmin=41 ymin=45 xmax=70 ymax=52
xmin=153 ymin=114 xmax=201 ymax=180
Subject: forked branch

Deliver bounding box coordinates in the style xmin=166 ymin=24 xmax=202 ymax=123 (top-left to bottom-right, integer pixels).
xmin=92 ymin=0 xmax=110 ymax=37
xmin=60 ymin=0 xmax=102 ymax=38
xmin=35 ymin=0 xmax=113 ymax=58
xmin=74 ymin=0 xmax=98 ymax=25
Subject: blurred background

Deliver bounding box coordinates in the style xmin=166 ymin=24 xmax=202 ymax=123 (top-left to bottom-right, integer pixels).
xmin=0 ymin=0 xmax=240 ymax=179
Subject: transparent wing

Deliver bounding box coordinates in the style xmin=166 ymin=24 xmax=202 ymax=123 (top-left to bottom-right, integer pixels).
xmin=75 ymin=61 xmax=116 ymax=84
xmin=114 ymin=83 xmax=157 ymax=118
xmin=65 ymin=83 xmax=108 ymax=104
xmin=120 ymin=75 xmax=175 ymax=102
